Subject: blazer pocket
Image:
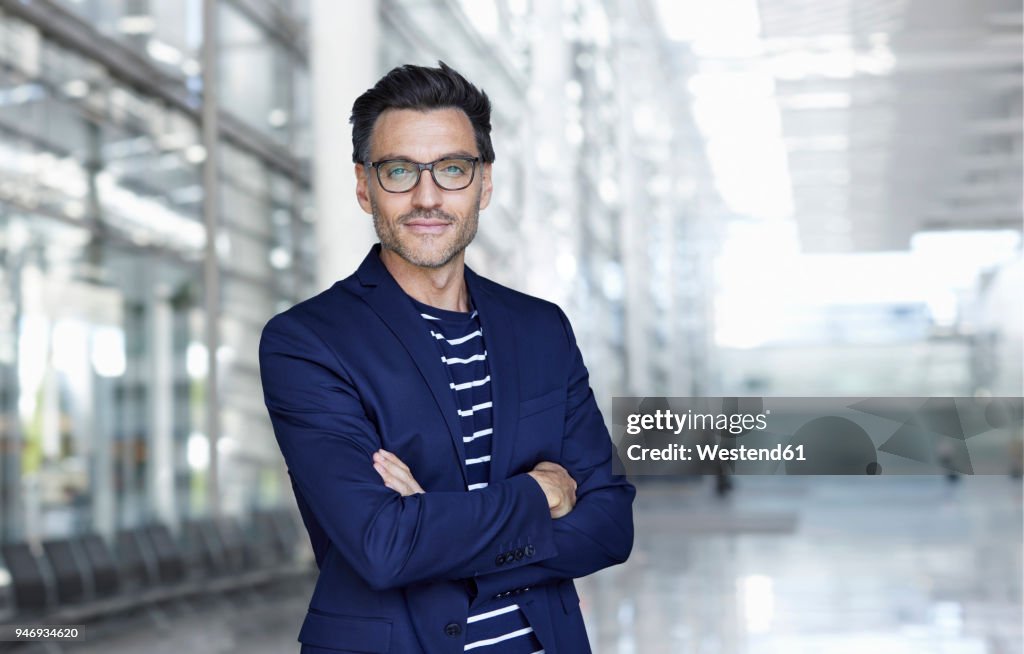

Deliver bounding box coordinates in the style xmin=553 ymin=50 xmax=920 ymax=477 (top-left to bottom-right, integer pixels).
xmin=299 ymin=609 xmax=392 ymax=652
xmin=519 ymin=388 xmax=566 ymax=419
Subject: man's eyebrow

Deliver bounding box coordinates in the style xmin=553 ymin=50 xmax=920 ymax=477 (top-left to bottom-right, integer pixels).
xmin=438 ymin=150 xmax=478 ymax=159
xmin=371 ymin=151 xmax=479 ymax=162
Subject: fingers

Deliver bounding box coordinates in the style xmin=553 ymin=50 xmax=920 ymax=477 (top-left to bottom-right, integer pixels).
xmin=372 ymin=449 xmax=424 ymax=496
xmin=550 ymin=481 xmax=576 ymax=519
xmin=551 ymin=504 xmax=572 ymax=519
xmin=373 ymin=459 xmax=413 ymax=495
xmin=533 ymin=461 xmax=577 ymax=493
xmin=534 ymin=462 xmax=577 ymax=492
xmin=526 ymin=467 xmax=579 ymax=519
xmin=533 ymin=461 xmax=566 ymax=473
xmin=377 ymin=449 xmax=412 ymax=474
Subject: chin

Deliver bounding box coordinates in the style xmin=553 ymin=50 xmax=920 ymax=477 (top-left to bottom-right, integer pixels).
xmin=395 ymin=242 xmax=459 ymax=269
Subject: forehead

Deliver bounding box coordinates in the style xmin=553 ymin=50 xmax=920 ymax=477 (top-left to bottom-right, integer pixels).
xmin=370 ymin=108 xmax=477 ymax=160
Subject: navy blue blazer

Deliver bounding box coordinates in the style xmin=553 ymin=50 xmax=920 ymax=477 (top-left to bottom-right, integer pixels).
xmin=259 ymin=245 xmax=635 ymax=653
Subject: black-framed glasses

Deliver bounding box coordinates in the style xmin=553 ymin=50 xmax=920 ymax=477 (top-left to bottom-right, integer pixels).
xmin=367 ymin=156 xmax=480 ymax=193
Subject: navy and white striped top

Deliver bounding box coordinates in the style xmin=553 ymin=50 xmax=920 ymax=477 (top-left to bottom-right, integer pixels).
xmin=410 ymin=296 xmax=545 ymax=654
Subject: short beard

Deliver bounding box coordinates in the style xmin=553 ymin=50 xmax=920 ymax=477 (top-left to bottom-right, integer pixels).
xmin=370 ymin=188 xmax=481 ymax=269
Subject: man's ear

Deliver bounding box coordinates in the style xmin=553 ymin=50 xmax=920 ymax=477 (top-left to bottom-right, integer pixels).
xmin=355 ymin=163 xmax=373 ymax=215
xmin=478 ymin=162 xmax=493 ymax=211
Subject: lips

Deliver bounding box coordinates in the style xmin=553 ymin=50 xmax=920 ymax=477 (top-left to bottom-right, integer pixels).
xmin=403 ymin=219 xmax=452 ymax=234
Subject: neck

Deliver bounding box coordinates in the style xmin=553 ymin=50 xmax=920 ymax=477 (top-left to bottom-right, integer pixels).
xmin=379 ymin=247 xmax=470 ymax=312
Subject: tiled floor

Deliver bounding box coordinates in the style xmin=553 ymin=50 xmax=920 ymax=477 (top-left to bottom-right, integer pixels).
xmin=10 ymin=476 xmax=1021 ymax=653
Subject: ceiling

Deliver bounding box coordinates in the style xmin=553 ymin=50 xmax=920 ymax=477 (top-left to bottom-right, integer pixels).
xmin=651 ymin=0 xmax=1021 ymax=251
xmin=759 ymin=0 xmax=1022 ymax=252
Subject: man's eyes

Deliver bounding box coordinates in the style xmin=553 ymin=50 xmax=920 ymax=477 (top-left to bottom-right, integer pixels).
xmin=382 ymin=160 xmax=469 ymax=178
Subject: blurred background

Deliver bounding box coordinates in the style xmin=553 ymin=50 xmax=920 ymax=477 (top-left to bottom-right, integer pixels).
xmin=0 ymin=0 xmax=1020 ymax=652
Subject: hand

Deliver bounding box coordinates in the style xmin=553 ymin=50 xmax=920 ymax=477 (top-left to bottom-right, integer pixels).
xmin=372 ymin=449 xmax=424 ymax=496
xmin=526 ymin=461 xmax=577 ymax=519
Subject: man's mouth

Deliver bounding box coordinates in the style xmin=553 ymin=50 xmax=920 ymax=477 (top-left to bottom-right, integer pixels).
xmin=403 ymin=218 xmax=452 ymax=234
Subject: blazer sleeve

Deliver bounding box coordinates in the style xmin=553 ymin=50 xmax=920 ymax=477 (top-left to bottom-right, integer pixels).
xmin=259 ymin=312 xmax=557 ymax=592
xmin=467 ymin=307 xmax=636 ymax=607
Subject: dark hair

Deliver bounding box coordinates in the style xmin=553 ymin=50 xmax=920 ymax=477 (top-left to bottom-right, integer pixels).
xmin=350 ymin=61 xmax=495 ymax=165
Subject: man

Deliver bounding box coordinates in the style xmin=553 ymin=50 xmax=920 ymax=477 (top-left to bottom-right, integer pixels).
xmin=259 ymin=62 xmax=635 ymax=654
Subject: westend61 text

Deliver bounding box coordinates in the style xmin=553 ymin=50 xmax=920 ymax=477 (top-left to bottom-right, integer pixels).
xmin=626 ymin=443 xmax=807 ymax=462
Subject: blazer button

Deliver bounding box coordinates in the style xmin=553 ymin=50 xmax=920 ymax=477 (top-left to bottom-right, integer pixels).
xmin=495 ymin=553 xmax=506 ymax=565
xmin=444 ymin=622 xmax=462 ymax=637
xmin=514 ymin=547 xmax=525 ymax=560
xmin=525 ymin=545 xmax=535 ymax=557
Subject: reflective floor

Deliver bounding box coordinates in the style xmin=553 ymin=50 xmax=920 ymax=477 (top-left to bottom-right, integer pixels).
xmin=12 ymin=579 xmax=314 ymax=653
xmin=581 ymin=476 xmax=1023 ymax=654
xmin=12 ymin=476 xmax=1021 ymax=653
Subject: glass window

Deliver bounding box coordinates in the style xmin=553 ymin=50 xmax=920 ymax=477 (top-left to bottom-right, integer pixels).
xmin=0 ymin=7 xmax=309 ymax=541
xmin=218 ymin=3 xmax=293 ymax=146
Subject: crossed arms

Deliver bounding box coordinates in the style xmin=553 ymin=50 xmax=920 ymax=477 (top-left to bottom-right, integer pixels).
xmin=374 ymin=450 xmax=578 ymax=518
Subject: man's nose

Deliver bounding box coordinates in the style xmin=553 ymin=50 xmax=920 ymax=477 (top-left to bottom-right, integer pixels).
xmin=410 ymin=169 xmax=443 ymax=209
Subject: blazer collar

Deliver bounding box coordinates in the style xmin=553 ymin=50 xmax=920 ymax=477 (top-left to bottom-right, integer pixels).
xmin=354 ymin=244 xmax=520 ymax=486
xmin=353 ymin=243 xmax=393 ymax=288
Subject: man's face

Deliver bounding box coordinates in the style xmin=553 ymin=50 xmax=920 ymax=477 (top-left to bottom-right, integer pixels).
xmin=355 ymin=108 xmax=493 ymax=269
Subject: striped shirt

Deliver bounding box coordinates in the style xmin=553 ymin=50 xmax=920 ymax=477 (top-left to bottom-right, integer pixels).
xmin=410 ymin=296 xmax=545 ymax=654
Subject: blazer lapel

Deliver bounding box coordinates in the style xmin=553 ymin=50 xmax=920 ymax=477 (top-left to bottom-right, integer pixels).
xmin=354 ymin=246 xmax=468 ymax=487
xmin=465 ymin=267 xmax=520 ymax=484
